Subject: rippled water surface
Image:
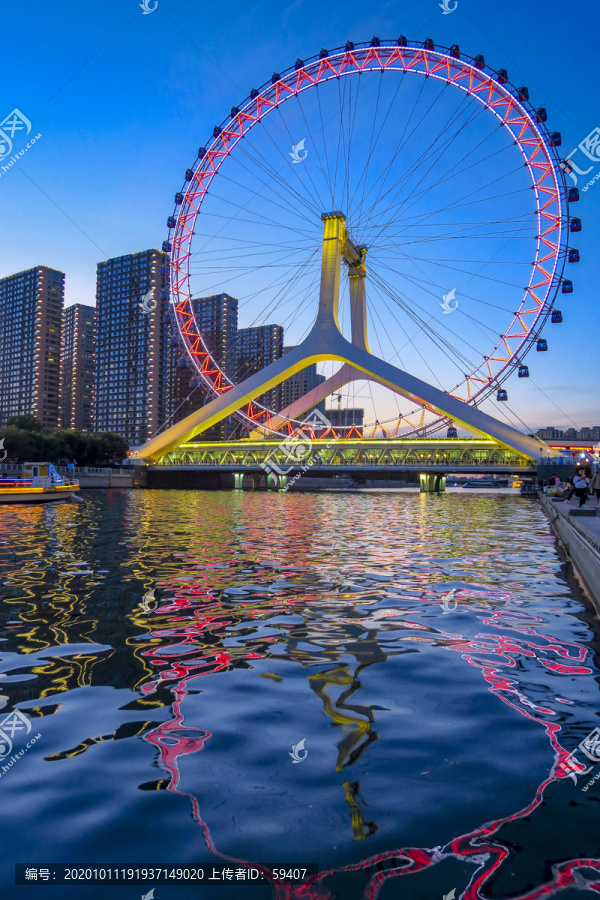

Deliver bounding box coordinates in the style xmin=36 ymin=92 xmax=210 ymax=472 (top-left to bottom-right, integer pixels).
xmin=1 ymin=489 xmax=600 ymax=899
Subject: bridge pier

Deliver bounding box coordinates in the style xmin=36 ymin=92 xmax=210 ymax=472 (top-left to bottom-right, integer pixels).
xmin=233 ymin=472 xmax=288 ymax=491
xmin=420 ymin=473 xmax=446 ymax=494
xmin=236 ymin=472 xmax=286 ymax=491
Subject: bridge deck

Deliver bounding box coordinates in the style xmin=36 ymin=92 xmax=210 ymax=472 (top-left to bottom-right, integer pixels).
xmin=152 ymin=437 xmax=542 ymax=475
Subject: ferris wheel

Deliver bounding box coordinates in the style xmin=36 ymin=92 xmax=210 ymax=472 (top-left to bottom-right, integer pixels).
xmin=163 ymin=37 xmax=579 ymax=442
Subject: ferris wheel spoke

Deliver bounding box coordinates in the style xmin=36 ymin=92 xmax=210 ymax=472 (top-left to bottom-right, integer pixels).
xmin=395 ymin=173 xmax=534 ymax=230
xmin=362 ymin=119 xmax=523 ymax=244
xmin=215 ymin=157 xmax=319 ymax=230
xmin=240 ymin=112 xmax=331 ymax=217
xmin=369 ymin=279 xmax=451 ymax=390
xmin=350 ymin=71 xmax=385 ymax=232
xmin=191 ymin=207 xmax=317 ymax=240
xmin=253 ymin=255 xmax=321 ymax=327
xmin=374 ymin=113 xmax=514 ymax=229
xmin=374 ymin=205 xmax=537 ymax=234
xmin=339 ymin=75 xmax=362 ymax=224
xmin=376 ymin=216 xmax=535 ymax=241
xmin=370 ymin=274 xmax=481 ymax=379
xmin=357 ymin=90 xmax=485 ymax=234
xmin=350 ymin=72 xmax=462 ymax=231
xmin=374 ymin=268 xmax=516 ymax=320
xmin=365 ymin=164 xmax=532 ymax=248
xmin=190 ymin=244 xmax=316 ymax=265
xmin=196 ymin=195 xmax=317 ymax=237
xmin=376 ymin=251 xmax=529 ymax=293
xmin=373 ymin=259 xmax=516 ymax=318
xmin=191 ymin=250 xmax=317 ymax=310
xmin=356 ymin=85 xmax=488 ymax=231
xmin=293 ymin=90 xmax=338 ymax=204
xmin=370 ymin=266 xmax=491 ymax=374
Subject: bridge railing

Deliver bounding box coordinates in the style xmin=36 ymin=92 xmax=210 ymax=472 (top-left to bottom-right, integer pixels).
xmin=157 ymin=450 xmax=537 ymax=469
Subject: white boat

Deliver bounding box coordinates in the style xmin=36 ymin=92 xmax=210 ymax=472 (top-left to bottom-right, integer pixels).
xmin=0 ymin=463 xmax=80 ymax=504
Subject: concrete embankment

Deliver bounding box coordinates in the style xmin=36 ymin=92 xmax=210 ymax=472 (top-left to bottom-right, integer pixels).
xmin=540 ymin=494 xmax=600 ymax=608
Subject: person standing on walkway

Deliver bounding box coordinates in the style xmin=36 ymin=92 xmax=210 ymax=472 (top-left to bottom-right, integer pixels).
xmin=564 ymin=476 xmax=575 ymax=500
xmin=591 ymin=469 xmax=600 ymax=507
xmin=573 ymin=469 xmax=589 ymax=508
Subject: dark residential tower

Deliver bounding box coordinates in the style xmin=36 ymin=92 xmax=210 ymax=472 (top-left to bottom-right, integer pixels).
xmin=0 ymin=265 xmax=64 ymax=430
xmin=60 ymin=304 xmax=95 ymax=431
xmin=278 ymin=346 xmax=325 ymax=416
xmin=172 ymin=293 xmax=238 ymax=440
xmin=94 ymin=249 xmax=170 ymax=445
xmin=236 ymin=324 xmax=283 ymax=411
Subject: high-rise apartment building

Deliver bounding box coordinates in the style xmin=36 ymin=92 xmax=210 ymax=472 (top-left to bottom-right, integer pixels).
xmin=172 ymin=294 xmax=238 ymax=437
xmin=60 ymin=304 xmax=95 ymax=431
xmin=236 ymin=324 xmax=283 ymax=411
xmin=278 ymin=347 xmax=325 ymax=416
xmin=0 ymin=265 xmax=64 ymax=430
xmin=94 ymin=249 xmax=170 ymax=445
xmin=324 ymin=407 xmax=365 ymax=435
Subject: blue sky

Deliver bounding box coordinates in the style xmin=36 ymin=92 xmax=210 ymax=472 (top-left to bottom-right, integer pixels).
xmin=1 ymin=0 xmax=598 ymax=431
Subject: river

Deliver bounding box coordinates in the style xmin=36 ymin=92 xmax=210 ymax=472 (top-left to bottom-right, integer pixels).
xmin=1 ymin=489 xmax=598 ymax=898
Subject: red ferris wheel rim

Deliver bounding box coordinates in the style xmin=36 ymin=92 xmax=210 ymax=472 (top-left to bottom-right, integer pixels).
xmin=167 ymin=39 xmax=570 ymax=438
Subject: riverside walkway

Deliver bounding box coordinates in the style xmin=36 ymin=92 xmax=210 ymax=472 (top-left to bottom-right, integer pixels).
xmin=540 ymin=494 xmax=600 ymax=608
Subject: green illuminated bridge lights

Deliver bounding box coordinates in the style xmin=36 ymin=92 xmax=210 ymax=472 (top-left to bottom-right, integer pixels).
xmin=133 ymin=214 xmax=552 ymax=464
xmin=155 ymin=437 xmax=538 ymax=472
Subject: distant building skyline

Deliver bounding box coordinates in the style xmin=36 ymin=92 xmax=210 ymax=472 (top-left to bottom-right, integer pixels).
xmin=2 ymin=254 xmax=598 ymax=448
xmin=535 ymin=426 xmax=600 ymax=441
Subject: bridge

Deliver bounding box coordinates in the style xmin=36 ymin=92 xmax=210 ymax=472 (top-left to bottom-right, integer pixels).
xmin=133 ymin=213 xmax=555 ymax=482
xmin=144 ymin=436 xmax=552 ymax=492
xmin=157 ymin=436 xmax=537 ymax=471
